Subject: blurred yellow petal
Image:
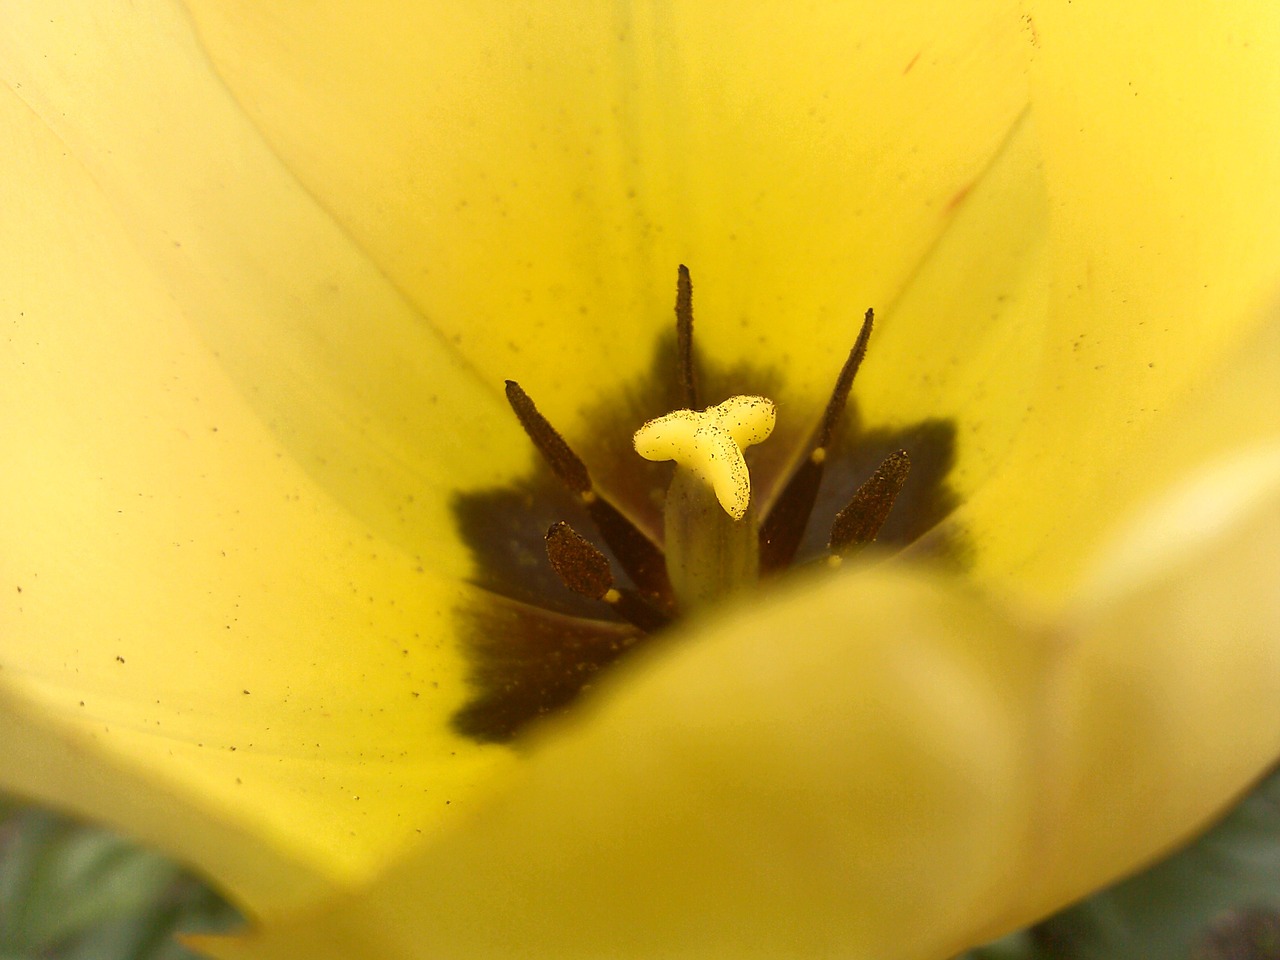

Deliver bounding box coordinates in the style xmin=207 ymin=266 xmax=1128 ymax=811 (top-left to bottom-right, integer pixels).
xmin=197 ymin=444 xmax=1280 ymax=960
xmin=0 ymin=2 xmax=529 ymax=560
xmin=202 ymin=562 xmax=1053 ymax=960
xmin=956 ymin=0 xmax=1280 ymax=594
xmin=0 ymin=8 xmax=521 ymax=917
xmin=1000 ymin=439 xmax=1280 ymax=935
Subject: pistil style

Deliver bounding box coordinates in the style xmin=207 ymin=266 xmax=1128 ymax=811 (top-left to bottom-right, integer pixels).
xmin=634 ymin=396 xmax=776 ymax=609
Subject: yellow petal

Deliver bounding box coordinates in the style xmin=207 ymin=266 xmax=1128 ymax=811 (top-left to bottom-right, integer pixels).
xmin=199 ymin=563 xmax=1053 ymax=960
xmin=0 ymin=682 xmax=325 ymax=910
xmin=200 ymin=447 xmax=1280 ymax=960
xmin=955 ymin=2 xmax=1280 ymax=593
xmin=0 ymin=14 xmax=522 ymax=917
xmin=853 ymin=109 xmax=1051 ymax=506
xmin=179 ymin=0 xmax=1036 ymax=443
xmin=997 ymin=439 xmax=1280 ymax=934
xmin=0 ymin=2 xmax=527 ymax=560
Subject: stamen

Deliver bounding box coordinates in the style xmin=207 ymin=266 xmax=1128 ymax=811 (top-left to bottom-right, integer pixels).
xmin=634 ymin=395 xmax=776 ymax=520
xmin=758 ymin=308 xmax=875 ymax=572
xmin=675 ymin=264 xmax=698 ymax=410
xmin=817 ymin=308 xmax=874 ymax=450
xmin=505 ymin=380 xmax=673 ymax=605
xmin=828 ymin=450 xmax=911 ymax=557
xmin=544 ymin=520 xmax=612 ymax=599
xmin=545 ymin=522 xmax=671 ymax=632
xmin=504 ymin=380 xmax=591 ymax=495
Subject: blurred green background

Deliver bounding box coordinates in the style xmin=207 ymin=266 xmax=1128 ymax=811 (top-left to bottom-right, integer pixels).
xmin=0 ymin=797 xmax=237 ymax=960
xmin=2 ymin=767 xmax=1278 ymax=959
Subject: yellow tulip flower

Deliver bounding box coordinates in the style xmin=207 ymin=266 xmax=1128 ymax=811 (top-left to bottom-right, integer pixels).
xmin=1 ymin=2 xmax=1278 ymax=959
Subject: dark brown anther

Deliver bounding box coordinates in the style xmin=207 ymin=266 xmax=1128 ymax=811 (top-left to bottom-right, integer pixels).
xmin=758 ymin=308 xmax=875 ymax=572
xmin=545 ymin=521 xmax=613 ymax=599
xmin=506 ymin=379 xmax=674 ymax=605
xmin=817 ymin=307 xmax=874 ymax=449
xmin=675 ymin=264 xmax=698 ymax=410
xmin=504 ymin=380 xmax=591 ymax=494
xmin=828 ymin=450 xmax=911 ymax=554
xmin=545 ymin=522 xmax=671 ymax=633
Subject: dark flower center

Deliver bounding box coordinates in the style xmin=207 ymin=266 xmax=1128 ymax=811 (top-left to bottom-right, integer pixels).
xmin=450 ymin=267 xmax=962 ymax=743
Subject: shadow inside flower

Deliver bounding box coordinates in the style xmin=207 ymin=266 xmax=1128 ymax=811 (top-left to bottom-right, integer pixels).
xmin=451 ymin=327 xmax=965 ymax=743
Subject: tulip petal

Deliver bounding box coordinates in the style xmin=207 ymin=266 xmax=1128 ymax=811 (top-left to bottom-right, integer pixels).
xmin=0 ymin=2 xmax=529 ymax=563
xmin=1030 ymin=764 xmax=1280 ymax=960
xmin=0 ymin=23 xmax=523 ymax=918
xmin=197 ymin=563 xmax=1055 ymax=960
xmin=178 ymin=0 xmax=1036 ymax=440
xmin=956 ymin=2 xmax=1280 ymax=593
xmin=199 ymin=446 xmax=1280 ymax=960
xmin=1002 ymin=440 xmax=1280 ymax=933
xmin=853 ymin=111 xmax=1050 ymax=507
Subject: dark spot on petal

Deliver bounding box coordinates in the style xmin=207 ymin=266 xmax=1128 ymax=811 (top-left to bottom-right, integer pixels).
xmin=452 ymin=473 xmax=605 ymax=618
xmin=449 ymin=596 xmax=644 ymax=744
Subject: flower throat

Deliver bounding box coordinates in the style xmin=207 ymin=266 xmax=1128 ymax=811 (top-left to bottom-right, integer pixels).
xmin=504 ymin=266 xmax=909 ymax=628
xmin=450 ymin=266 xmax=959 ymax=743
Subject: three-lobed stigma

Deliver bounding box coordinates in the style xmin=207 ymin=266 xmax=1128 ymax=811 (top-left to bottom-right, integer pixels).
xmin=633 ymin=395 xmax=777 ymax=520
